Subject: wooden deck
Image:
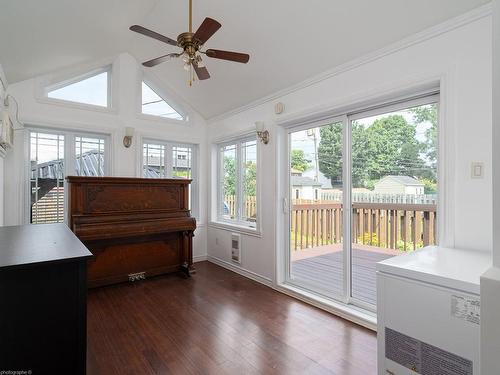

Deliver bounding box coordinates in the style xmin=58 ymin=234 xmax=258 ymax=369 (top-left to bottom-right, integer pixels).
xmin=291 ymin=247 xmax=396 ymax=305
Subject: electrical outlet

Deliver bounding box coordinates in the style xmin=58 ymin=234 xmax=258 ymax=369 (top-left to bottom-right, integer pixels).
xmin=471 ymin=162 xmax=484 ymax=179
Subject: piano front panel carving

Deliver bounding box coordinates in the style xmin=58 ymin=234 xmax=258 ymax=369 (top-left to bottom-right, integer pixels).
xmin=84 ymin=183 xmax=184 ymax=213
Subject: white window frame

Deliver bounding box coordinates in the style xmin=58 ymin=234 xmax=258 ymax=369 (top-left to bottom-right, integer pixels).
xmin=43 ymin=66 xmax=112 ymax=110
xmin=25 ymin=127 xmax=111 ymax=224
xmin=138 ymin=76 xmax=188 ymax=123
xmin=281 ymin=91 xmax=440 ymax=313
xmin=216 ymin=135 xmax=259 ymax=230
xmin=141 ymin=138 xmax=199 ymax=219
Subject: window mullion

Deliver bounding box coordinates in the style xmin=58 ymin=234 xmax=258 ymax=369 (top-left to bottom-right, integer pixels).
xmin=165 ymin=143 xmax=173 ymax=178
xmin=237 ymin=141 xmax=244 ymax=222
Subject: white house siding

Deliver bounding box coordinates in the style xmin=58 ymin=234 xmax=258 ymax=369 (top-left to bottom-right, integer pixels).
xmin=373 ymin=178 xmax=407 ymax=194
xmin=405 ymin=185 xmax=425 ymax=195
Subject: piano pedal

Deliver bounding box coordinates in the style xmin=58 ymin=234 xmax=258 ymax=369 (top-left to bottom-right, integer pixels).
xmin=128 ymin=272 xmax=146 ymax=282
xmin=180 ymin=263 xmax=191 ymax=278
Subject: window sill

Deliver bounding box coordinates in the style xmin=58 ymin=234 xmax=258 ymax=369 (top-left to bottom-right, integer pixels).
xmin=208 ymin=221 xmax=262 ymax=237
xmin=36 ymin=96 xmax=117 ymax=114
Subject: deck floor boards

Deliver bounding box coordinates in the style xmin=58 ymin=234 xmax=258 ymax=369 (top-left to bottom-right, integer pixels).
xmin=292 ymin=248 xmax=394 ymax=305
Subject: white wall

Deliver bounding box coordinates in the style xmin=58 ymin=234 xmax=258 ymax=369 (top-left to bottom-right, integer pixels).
xmin=3 ymin=53 xmax=208 ymax=259
xmin=480 ymin=1 xmax=500 ymax=373
xmin=207 ymin=14 xmax=493 ymax=284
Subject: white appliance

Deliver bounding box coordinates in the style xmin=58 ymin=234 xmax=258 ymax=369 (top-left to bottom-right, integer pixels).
xmin=377 ymin=246 xmax=491 ymax=375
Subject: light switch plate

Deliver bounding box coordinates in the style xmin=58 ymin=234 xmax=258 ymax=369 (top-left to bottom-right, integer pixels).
xmin=471 ymin=162 xmax=484 ymax=179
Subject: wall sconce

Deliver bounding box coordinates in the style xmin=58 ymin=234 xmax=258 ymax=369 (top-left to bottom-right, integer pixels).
xmin=123 ymin=127 xmax=134 ymax=148
xmin=255 ymin=121 xmax=269 ymax=144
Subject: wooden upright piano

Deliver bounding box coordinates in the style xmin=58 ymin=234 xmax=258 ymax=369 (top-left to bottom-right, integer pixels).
xmin=66 ymin=176 xmax=196 ymax=288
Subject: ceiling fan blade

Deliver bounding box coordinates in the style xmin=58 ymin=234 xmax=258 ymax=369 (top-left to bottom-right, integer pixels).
xmin=194 ymin=18 xmax=222 ymax=45
xmin=143 ymin=53 xmax=181 ymax=67
xmin=129 ymin=25 xmax=178 ymax=47
xmin=205 ymin=49 xmax=250 ymax=63
xmin=193 ymin=62 xmax=210 ymax=80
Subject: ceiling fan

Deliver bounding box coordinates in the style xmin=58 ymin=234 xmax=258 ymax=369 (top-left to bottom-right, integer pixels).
xmin=129 ymin=0 xmax=250 ymax=85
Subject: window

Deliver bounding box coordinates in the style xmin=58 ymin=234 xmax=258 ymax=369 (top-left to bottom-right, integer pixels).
xmin=217 ymin=136 xmax=258 ymax=227
xmin=142 ymin=140 xmax=197 ymax=215
xmin=29 ymin=130 xmax=109 ymax=224
xmin=30 ymin=132 xmax=65 ymax=224
xmin=46 ymin=68 xmax=110 ymax=107
xmin=141 ymin=82 xmax=183 ymax=120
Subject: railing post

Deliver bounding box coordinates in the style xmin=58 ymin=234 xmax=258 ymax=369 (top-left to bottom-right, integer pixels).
xmin=423 ymin=211 xmax=430 ymax=246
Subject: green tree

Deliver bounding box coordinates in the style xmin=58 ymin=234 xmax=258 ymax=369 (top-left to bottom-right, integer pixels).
xmin=318 ymin=122 xmax=343 ymax=185
xmin=244 ymin=161 xmax=257 ymax=196
xmin=223 ymin=156 xmax=236 ymax=195
xmin=362 ymin=115 xmax=425 ymax=182
xmin=318 ymin=115 xmax=426 ymax=188
xmin=224 ymin=157 xmax=257 ymax=197
xmin=410 ymin=104 xmax=438 ymax=180
xmin=291 ymin=149 xmax=310 ymax=172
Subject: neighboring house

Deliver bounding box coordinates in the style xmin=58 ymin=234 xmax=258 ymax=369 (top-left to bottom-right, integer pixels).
xmin=374 ymin=175 xmax=424 ymax=195
xmin=302 ymin=168 xmax=333 ymax=189
xmin=145 ymin=152 xmax=191 ymax=177
xmin=292 ymin=175 xmax=323 ymax=200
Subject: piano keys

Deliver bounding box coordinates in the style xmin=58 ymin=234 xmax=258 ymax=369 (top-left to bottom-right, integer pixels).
xmin=66 ymin=176 xmax=196 ymax=288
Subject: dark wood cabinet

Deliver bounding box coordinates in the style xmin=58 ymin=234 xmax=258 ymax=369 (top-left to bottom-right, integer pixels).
xmin=0 ymin=224 xmax=92 ymax=375
xmin=66 ymin=176 xmax=196 ymax=288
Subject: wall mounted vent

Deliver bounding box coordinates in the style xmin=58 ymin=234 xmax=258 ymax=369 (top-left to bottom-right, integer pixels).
xmin=231 ymin=233 xmax=241 ymax=263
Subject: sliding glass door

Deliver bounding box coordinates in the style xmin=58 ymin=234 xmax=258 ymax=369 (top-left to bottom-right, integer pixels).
xmin=285 ymin=94 xmax=439 ymax=310
xmin=288 ymin=118 xmax=346 ymax=300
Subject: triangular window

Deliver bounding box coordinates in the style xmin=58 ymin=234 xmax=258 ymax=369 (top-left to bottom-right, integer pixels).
xmin=141 ymin=81 xmax=183 ymax=120
xmin=46 ymin=69 xmax=109 ymax=107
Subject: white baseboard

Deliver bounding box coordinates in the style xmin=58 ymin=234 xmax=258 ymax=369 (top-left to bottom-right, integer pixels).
xmin=193 ymin=254 xmax=208 ymax=263
xmin=207 ymin=255 xmax=273 ymax=287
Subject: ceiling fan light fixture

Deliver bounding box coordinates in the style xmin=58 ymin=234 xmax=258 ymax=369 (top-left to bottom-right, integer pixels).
xmin=195 ymin=55 xmax=205 ymax=68
xmin=129 ymin=0 xmax=250 ymax=85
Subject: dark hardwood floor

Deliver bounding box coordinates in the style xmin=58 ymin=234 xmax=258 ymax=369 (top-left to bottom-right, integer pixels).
xmin=87 ymin=261 xmax=377 ymax=375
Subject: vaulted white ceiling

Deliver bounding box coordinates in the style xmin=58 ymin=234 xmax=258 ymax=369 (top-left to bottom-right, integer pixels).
xmin=0 ymin=0 xmax=491 ymax=118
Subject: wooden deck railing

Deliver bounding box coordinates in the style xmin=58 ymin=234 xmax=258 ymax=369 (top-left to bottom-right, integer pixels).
xmin=224 ymin=195 xmax=257 ymax=219
xmin=291 ymin=201 xmax=436 ymax=252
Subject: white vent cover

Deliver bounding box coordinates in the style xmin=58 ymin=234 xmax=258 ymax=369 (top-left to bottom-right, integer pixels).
xmin=231 ymin=233 xmax=241 ymax=263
